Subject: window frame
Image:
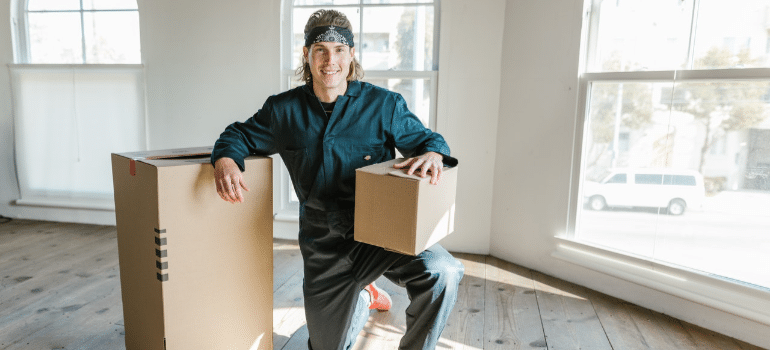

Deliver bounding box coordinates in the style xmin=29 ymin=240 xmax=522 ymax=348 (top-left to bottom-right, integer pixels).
xmin=276 ymin=0 xmax=441 ymax=219
xmin=13 ymin=0 xmax=140 ymax=64
xmin=558 ymin=0 xmax=770 ymax=326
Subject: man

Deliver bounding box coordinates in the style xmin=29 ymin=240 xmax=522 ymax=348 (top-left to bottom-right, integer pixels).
xmin=211 ymin=9 xmax=463 ymax=350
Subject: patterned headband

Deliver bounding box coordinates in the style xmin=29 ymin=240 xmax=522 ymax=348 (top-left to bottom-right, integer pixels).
xmin=304 ymin=25 xmax=355 ymax=48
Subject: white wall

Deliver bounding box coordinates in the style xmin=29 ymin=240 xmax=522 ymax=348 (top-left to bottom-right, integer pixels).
xmin=139 ymin=0 xmax=281 ymax=150
xmin=1 ymin=1 xmax=15 ymax=220
xmin=433 ymin=0 xmax=506 ymax=254
xmin=490 ymin=0 xmax=770 ymax=348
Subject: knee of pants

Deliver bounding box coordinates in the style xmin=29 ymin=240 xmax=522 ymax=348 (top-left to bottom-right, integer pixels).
xmin=424 ymin=253 xmax=465 ymax=291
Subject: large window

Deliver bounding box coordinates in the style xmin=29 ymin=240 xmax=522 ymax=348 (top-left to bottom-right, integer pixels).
xmin=11 ymin=0 xmax=145 ymax=211
xmin=277 ymin=0 xmax=439 ymax=215
xmin=14 ymin=0 xmax=141 ymax=64
xmin=565 ymin=0 xmax=770 ymax=324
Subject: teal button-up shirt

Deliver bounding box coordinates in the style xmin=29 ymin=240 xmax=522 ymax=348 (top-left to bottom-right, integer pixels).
xmin=212 ymin=81 xmax=457 ymax=211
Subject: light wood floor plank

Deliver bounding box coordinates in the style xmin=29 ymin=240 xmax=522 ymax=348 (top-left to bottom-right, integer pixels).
xmin=0 ymin=231 xmax=118 ymax=322
xmin=272 ymin=266 xmax=306 ymax=350
xmin=621 ymin=302 xmax=699 ymax=350
xmin=273 ymin=238 xmax=303 ymax=292
xmin=351 ymin=276 xmax=410 ymax=350
xmin=679 ymin=319 xmax=766 ymax=350
xmin=589 ymin=291 xmax=659 ymax=349
xmin=531 ymin=271 xmax=612 ymax=350
xmin=440 ymin=253 xmax=486 ymax=350
xmin=0 ymin=246 xmax=120 ymax=348
xmin=0 ymin=219 xmax=763 ymax=350
xmin=483 ymin=257 xmax=546 ymax=350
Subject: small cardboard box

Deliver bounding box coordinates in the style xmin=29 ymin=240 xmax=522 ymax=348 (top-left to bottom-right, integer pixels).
xmin=111 ymin=147 xmax=272 ymax=350
xmin=354 ymin=158 xmax=458 ymax=256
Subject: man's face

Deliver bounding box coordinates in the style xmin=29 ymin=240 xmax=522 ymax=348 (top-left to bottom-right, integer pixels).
xmin=304 ymin=41 xmax=355 ymax=92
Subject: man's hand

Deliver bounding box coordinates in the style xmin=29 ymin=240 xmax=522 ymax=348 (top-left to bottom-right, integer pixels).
xmin=394 ymin=151 xmax=444 ymax=185
xmin=215 ymin=157 xmax=250 ymax=203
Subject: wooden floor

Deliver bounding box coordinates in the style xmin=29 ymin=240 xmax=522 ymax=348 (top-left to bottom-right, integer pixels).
xmin=0 ymin=219 xmax=764 ymax=350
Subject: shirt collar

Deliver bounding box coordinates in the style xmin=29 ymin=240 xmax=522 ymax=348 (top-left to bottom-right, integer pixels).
xmin=302 ymin=81 xmax=362 ymax=98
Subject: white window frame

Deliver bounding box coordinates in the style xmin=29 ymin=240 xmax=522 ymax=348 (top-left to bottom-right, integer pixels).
xmin=12 ymin=0 xmax=140 ymax=64
xmin=556 ymin=0 xmax=770 ymax=326
xmin=276 ymin=0 xmax=440 ymax=220
xmin=9 ymin=0 xmax=147 ymax=211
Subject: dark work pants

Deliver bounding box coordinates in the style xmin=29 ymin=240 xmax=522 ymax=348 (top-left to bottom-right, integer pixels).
xmin=299 ymin=207 xmax=464 ymax=350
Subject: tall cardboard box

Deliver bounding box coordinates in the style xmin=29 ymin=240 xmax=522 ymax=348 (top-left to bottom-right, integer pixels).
xmin=111 ymin=147 xmax=272 ymax=350
xmin=354 ymin=158 xmax=458 ymax=256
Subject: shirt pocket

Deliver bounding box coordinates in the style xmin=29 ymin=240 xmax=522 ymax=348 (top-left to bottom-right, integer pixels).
xmin=334 ymin=142 xmax=391 ymax=197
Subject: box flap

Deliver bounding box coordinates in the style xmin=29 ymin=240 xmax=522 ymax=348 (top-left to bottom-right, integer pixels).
xmin=357 ymin=158 xmax=448 ymax=181
xmin=114 ymin=146 xmax=214 ymax=161
xmin=356 ymin=158 xmax=404 ymax=176
xmin=387 ymin=168 xmax=447 ymax=182
xmin=113 ymin=146 xmax=215 ymax=169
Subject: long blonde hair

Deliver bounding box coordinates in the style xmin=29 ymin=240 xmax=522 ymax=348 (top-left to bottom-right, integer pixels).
xmin=296 ymin=9 xmax=364 ymax=84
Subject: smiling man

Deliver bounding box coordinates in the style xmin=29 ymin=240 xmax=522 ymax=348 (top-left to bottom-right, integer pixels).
xmin=211 ymin=9 xmax=463 ymax=350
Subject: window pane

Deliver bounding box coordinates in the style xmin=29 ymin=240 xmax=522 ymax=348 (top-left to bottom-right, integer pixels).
xmin=588 ymin=0 xmax=693 ymax=72
xmin=692 ymin=0 xmax=770 ymax=69
xmin=294 ymin=0 xmax=360 ymax=6
xmin=364 ymin=78 xmax=431 ymax=126
xmin=363 ymin=0 xmax=434 ymax=3
xmin=361 ymin=6 xmax=433 ymax=70
xmin=28 ymin=13 xmax=83 ymax=63
xmin=83 ymin=12 xmax=141 ymax=63
xmin=82 ymin=0 xmax=138 ymax=10
xmin=579 ymin=80 xmax=770 ymax=289
xmin=292 ymin=7 xmax=361 ymax=70
xmin=28 ymin=0 xmax=80 ymax=11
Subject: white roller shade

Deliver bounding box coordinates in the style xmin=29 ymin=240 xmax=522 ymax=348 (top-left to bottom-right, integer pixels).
xmin=10 ymin=65 xmax=147 ymax=210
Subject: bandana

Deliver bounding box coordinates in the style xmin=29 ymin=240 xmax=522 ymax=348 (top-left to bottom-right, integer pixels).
xmin=304 ymin=25 xmax=355 ymax=48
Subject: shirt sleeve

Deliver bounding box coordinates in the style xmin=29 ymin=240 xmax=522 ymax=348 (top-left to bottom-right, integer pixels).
xmin=211 ymin=97 xmax=278 ymax=172
xmin=390 ymin=93 xmax=458 ymax=167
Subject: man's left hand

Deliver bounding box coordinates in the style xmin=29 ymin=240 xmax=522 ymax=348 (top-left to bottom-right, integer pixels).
xmin=394 ymin=152 xmax=444 ymax=185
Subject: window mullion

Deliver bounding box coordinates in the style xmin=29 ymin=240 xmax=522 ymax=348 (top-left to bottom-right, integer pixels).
xmin=359 ymin=3 xmax=364 ymax=67
xmin=18 ymin=0 xmax=31 ymax=63
xmin=685 ymin=0 xmax=701 ymax=70
xmin=80 ymin=0 xmax=86 ymax=64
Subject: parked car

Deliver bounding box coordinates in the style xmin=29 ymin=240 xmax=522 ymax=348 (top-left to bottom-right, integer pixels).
xmin=583 ymin=168 xmax=705 ymax=215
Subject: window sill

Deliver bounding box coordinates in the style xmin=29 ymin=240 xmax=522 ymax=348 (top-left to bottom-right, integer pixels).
xmin=274 ymin=209 xmax=299 ymax=222
xmin=15 ymin=197 xmax=115 ymax=211
xmin=552 ymin=236 xmax=770 ymax=326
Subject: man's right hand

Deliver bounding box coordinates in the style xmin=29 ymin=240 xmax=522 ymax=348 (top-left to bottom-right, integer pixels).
xmin=214 ymin=157 xmax=250 ymax=203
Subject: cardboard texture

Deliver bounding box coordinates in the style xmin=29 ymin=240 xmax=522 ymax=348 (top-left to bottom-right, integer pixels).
xmin=354 ymin=158 xmax=458 ymax=256
xmin=111 ymin=147 xmax=272 ymax=350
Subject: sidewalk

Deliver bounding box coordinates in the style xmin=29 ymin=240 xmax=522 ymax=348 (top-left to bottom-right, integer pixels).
xmin=702 ymin=190 xmax=770 ymax=216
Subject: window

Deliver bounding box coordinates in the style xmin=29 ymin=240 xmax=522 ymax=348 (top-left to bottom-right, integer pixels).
xmin=10 ymin=0 xmax=145 ymax=211
xmin=564 ymin=0 xmax=770 ymax=325
xmin=14 ymin=0 xmax=141 ymax=64
xmin=277 ymin=0 xmax=440 ymax=216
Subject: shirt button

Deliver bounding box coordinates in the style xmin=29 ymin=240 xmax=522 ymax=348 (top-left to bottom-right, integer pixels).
xmin=364 ymin=155 xmax=371 ymax=161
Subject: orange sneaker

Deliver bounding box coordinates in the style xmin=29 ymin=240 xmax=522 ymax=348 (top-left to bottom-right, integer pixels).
xmin=364 ymin=282 xmax=392 ymax=312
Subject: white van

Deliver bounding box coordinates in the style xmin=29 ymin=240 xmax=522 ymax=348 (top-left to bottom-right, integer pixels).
xmin=583 ymin=168 xmax=705 ymax=215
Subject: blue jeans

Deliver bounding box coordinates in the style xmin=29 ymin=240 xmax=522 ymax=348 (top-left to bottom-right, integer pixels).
xmin=300 ymin=208 xmax=464 ymax=350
